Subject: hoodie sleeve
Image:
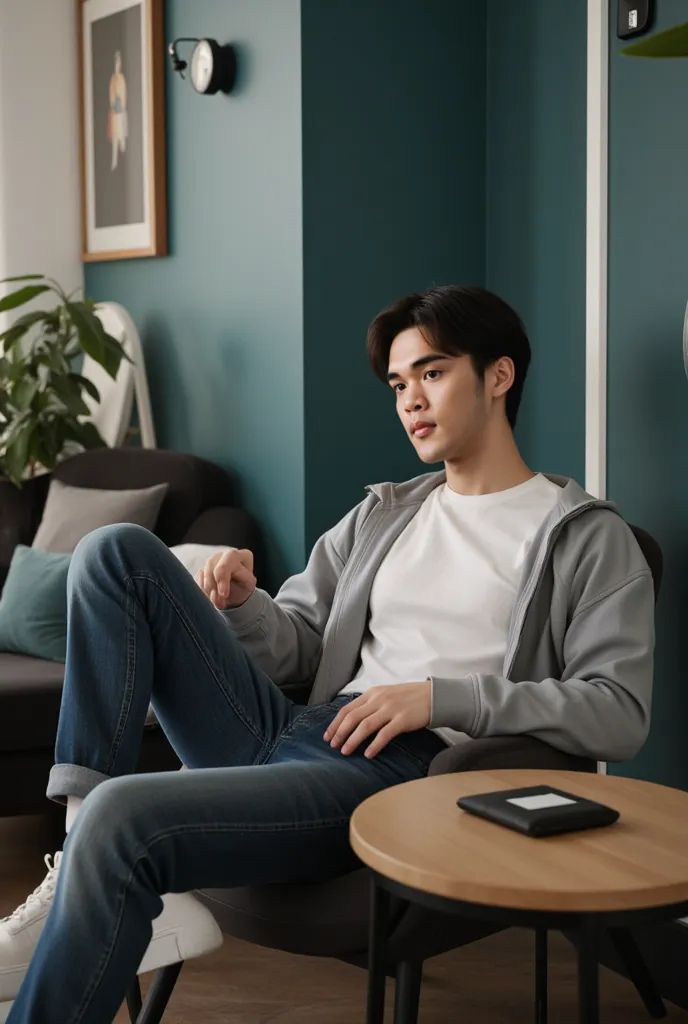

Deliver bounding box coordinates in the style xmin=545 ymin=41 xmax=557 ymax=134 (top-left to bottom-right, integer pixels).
xmin=429 ymin=524 xmax=655 ymax=763
xmin=223 ymin=492 xmax=376 ymax=685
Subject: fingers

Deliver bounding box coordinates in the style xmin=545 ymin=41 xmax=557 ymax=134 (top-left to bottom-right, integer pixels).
xmin=203 ymin=552 xmax=226 ymax=594
xmin=323 ymin=694 xmax=367 ymax=744
xmin=208 ymin=549 xmax=256 ymax=598
xmin=363 ymin=722 xmax=399 ymax=759
xmin=195 ymin=567 xmax=226 ymax=609
xmin=340 ymin=710 xmax=388 ymax=756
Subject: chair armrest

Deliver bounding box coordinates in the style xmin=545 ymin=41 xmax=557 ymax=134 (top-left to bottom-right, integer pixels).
xmin=427 ymin=734 xmax=596 ymax=776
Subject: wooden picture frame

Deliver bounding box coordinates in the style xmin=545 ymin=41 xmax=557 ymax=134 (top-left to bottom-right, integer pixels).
xmin=77 ymin=0 xmax=167 ymax=261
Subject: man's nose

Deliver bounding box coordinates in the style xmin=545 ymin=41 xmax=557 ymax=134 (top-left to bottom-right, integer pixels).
xmin=404 ymin=387 xmax=426 ymax=413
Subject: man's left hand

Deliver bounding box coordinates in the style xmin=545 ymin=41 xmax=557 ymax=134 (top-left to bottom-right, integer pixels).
xmin=323 ymin=681 xmax=432 ymax=759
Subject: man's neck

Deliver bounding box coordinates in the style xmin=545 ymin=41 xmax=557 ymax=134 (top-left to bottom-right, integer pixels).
xmin=444 ymin=425 xmax=534 ymax=497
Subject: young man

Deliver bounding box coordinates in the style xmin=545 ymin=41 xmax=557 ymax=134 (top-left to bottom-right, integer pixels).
xmin=1 ymin=286 xmax=654 ymax=1022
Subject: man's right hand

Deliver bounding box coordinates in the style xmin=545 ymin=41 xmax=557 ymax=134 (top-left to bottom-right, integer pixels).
xmin=195 ymin=549 xmax=256 ymax=610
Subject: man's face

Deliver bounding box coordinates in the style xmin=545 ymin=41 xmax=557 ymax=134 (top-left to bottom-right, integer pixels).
xmin=387 ymin=327 xmax=492 ymax=465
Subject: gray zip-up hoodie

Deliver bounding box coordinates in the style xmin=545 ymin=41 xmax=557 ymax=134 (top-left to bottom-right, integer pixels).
xmin=226 ymin=471 xmax=655 ymax=763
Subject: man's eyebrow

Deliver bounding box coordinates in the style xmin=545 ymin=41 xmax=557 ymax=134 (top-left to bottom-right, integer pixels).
xmin=386 ymin=353 xmax=452 ymax=382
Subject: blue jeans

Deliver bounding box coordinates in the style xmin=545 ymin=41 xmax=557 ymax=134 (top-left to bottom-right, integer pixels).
xmin=8 ymin=525 xmax=443 ymax=1024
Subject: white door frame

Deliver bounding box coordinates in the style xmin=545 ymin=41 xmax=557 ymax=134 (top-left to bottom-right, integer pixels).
xmin=587 ymin=0 xmax=610 ymax=773
xmin=586 ymin=0 xmax=609 ymax=503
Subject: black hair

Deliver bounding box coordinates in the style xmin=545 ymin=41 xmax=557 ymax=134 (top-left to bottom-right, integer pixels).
xmin=367 ymin=285 xmax=531 ymax=428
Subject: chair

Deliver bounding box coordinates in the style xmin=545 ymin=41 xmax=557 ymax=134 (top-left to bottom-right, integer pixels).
xmin=82 ymin=302 xmax=157 ymax=449
xmin=124 ymin=524 xmax=664 ymax=1024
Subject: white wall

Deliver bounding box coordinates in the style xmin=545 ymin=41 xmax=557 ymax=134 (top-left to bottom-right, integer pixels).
xmin=0 ymin=0 xmax=82 ymax=314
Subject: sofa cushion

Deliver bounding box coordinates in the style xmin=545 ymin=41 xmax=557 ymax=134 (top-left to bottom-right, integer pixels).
xmin=32 ymin=479 xmax=168 ymax=554
xmin=0 ymin=654 xmax=65 ymax=751
xmin=53 ymin=449 xmax=237 ymax=546
xmin=0 ymin=547 xmax=71 ymax=662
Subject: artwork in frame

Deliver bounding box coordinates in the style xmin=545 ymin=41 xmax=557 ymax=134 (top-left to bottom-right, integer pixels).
xmin=78 ymin=0 xmax=167 ymax=261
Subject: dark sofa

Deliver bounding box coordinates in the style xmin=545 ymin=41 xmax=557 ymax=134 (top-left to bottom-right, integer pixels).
xmin=0 ymin=447 xmax=263 ymax=818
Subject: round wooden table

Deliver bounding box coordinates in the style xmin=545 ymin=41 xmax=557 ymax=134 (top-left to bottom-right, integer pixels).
xmin=350 ymin=769 xmax=688 ymax=1024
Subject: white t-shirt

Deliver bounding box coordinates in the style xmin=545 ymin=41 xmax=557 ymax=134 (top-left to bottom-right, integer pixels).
xmin=339 ymin=474 xmax=561 ymax=744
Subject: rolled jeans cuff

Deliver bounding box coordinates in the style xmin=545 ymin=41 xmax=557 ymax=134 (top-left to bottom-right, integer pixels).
xmin=47 ymin=764 xmax=111 ymax=805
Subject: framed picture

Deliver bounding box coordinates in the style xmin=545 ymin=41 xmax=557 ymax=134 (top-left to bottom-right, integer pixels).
xmin=78 ymin=0 xmax=167 ymax=261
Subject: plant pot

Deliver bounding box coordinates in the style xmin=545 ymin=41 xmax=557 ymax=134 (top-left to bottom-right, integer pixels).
xmin=0 ymin=472 xmax=52 ymax=579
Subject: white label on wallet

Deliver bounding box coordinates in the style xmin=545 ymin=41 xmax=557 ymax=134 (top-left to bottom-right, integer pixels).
xmin=507 ymin=793 xmax=576 ymax=811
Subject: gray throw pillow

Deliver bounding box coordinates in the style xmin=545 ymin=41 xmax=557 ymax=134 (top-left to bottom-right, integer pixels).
xmin=32 ymin=478 xmax=169 ymax=554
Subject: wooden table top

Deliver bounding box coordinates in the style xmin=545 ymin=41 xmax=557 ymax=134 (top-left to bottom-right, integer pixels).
xmin=349 ymin=770 xmax=688 ymax=913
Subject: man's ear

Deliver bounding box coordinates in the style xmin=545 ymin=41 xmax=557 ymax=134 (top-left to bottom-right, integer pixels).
xmin=490 ymin=357 xmax=515 ymax=399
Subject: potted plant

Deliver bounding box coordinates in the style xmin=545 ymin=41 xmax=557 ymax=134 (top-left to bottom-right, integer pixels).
xmin=0 ymin=273 xmax=129 ymax=566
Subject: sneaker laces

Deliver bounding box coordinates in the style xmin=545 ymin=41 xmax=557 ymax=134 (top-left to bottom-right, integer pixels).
xmin=1 ymin=853 xmax=62 ymax=927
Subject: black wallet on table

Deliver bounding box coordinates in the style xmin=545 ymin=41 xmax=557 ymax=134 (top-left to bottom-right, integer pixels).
xmin=457 ymin=785 xmax=620 ymax=838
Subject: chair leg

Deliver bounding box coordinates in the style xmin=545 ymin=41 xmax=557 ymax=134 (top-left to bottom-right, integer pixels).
xmin=135 ymin=963 xmax=184 ymax=1024
xmin=608 ymin=927 xmax=667 ymax=1019
xmin=393 ymin=961 xmax=423 ymax=1024
xmin=126 ymin=978 xmax=143 ymax=1023
xmin=535 ymin=929 xmax=548 ymax=1024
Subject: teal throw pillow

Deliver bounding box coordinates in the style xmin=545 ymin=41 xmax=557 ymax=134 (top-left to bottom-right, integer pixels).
xmin=0 ymin=545 xmax=71 ymax=662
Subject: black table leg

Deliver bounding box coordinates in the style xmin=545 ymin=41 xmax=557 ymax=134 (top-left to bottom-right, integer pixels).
xmin=578 ymin=917 xmax=600 ymax=1024
xmin=608 ymin=927 xmax=667 ymax=1019
xmin=535 ymin=928 xmax=548 ymax=1024
xmin=394 ymin=961 xmax=423 ymax=1024
xmin=367 ymin=878 xmax=390 ymax=1024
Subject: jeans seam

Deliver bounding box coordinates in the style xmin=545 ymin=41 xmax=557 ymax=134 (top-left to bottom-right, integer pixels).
xmin=67 ymin=870 xmax=138 ymax=1024
xmin=119 ymin=570 xmax=272 ymax=762
xmin=67 ymin=818 xmax=351 ymax=1024
xmin=103 ymin=582 xmax=139 ymax=776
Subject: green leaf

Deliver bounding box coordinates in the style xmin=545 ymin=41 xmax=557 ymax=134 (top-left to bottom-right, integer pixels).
xmin=66 ymin=303 xmax=127 ymax=378
xmin=0 ymin=309 xmax=50 ymax=351
xmin=0 ymin=285 xmax=50 ymax=313
xmin=3 ymin=421 xmax=34 ymax=484
xmin=50 ymin=375 xmax=91 ymax=417
xmin=28 ymin=430 xmax=54 ymax=472
xmin=62 ymin=418 xmax=105 ymax=450
xmin=623 ymin=20 xmax=688 ymax=57
xmin=64 ymin=300 xmax=106 ymax=358
xmin=11 ymin=378 xmax=38 ymax=412
xmin=0 ymin=274 xmax=45 ymax=283
xmin=69 ymin=372 xmax=100 ymax=404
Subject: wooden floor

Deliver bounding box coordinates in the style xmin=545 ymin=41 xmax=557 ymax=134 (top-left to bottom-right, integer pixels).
xmin=2 ymin=814 xmax=687 ymax=1023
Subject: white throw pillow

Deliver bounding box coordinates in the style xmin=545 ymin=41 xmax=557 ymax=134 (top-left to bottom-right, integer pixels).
xmin=170 ymin=543 xmax=231 ymax=578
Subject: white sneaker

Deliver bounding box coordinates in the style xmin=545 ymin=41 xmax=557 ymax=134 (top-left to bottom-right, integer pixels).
xmin=0 ymin=853 xmax=62 ymax=1003
xmin=0 ymin=851 xmax=223 ymax=1013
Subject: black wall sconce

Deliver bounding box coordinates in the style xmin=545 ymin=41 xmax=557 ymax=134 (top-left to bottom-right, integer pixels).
xmin=617 ymin=0 xmax=654 ymax=40
xmin=168 ymin=38 xmax=237 ymax=95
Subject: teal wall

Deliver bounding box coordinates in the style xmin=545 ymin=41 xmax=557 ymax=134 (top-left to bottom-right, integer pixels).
xmin=84 ymin=0 xmax=305 ymax=588
xmin=301 ymin=0 xmax=487 ymax=548
xmin=85 ymin=0 xmax=488 ymax=582
xmin=608 ymin=0 xmax=688 ymax=788
xmin=485 ymin=0 xmax=587 ymax=482
xmin=81 ymin=0 xmax=688 ymax=787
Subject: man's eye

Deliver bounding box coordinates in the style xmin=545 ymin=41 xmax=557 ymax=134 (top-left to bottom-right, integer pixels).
xmin=424 ymin=369 xmax=441 ymax=380
xmin=393 ymin=383 xmax=405 ymax=394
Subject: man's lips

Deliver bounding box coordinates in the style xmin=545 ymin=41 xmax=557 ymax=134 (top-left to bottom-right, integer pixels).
xmin=411 ymin=422 xmax=435 ymax=438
